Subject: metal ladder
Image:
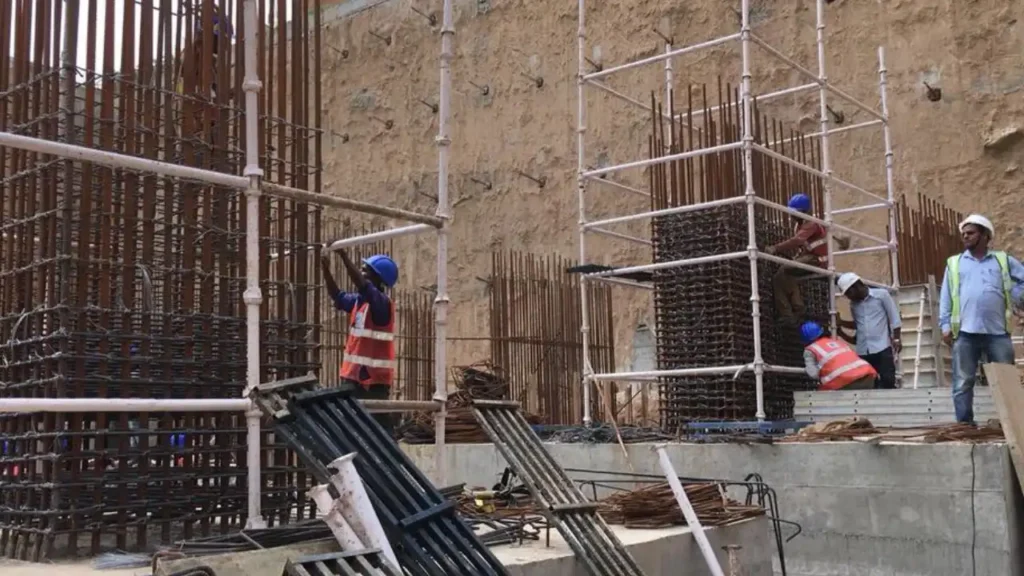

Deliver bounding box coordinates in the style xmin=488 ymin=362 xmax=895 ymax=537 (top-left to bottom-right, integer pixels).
xmin=895 ymin=276 xmax=951 ymax=389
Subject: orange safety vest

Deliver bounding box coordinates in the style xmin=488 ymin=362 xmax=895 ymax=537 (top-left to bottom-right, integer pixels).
xmin=796 ymin=221 xmax=829 ymax=266
xmin=806 ymin=336 xmax=877 ymax=391
xmin=339 ymin=300 xmax=396 ymax=388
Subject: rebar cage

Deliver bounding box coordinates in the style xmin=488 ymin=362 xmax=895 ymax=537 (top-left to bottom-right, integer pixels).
xmin=0 ymin=0 xmax=323 ymax=559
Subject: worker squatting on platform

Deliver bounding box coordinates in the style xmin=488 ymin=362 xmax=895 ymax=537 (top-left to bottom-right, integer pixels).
xmin=939 ymin=214 xmax=1024 ymax=424
xmin=801 ymin=321 xmax=879 ymax=391
xmin=321 ymin=248 xmax=400 ymax=433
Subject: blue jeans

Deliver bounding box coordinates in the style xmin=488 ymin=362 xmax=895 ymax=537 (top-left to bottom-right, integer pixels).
xmin=951 ymin=332 xmax=1016 ymax=423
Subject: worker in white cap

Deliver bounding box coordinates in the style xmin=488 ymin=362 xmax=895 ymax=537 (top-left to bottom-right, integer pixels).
xmin=835 ymin=272 xmax=902 ymax=389
xmin=939 ymin=214 xmax=1024 ymax=424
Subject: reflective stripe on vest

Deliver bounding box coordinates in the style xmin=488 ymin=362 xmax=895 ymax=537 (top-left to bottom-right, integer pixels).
xmin=340 ymin=300 xmax=396 ymax=387
xmin=947 ymin=251 xmax=1013 ymax=338
xmin=797 ymin=222 xmax=829 ymax=263
xmin=807 ymin=336 xmax=877 ymax=391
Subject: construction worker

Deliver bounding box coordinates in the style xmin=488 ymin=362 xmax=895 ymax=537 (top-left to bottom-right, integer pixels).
xmin=764 ymin=193 xmax=829 ymax=325
xmin=939 ymin=214 xmax=1024 ymax=424
xmin=835 ymin=272 xmax=902 ymax=389
xmin=321 ymin=248 xmax=399 ymax=433
xmin=801 ymin=321 xmax=878 ymax=391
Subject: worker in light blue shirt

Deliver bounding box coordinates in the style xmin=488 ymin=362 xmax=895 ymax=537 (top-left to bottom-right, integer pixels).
xmin=939 ymin=214 xmax=1024 ymax=424
xmin=835 ymin=272 xmax=902 ymax=389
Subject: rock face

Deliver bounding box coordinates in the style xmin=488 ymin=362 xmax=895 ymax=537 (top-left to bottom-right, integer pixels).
xmin=313 ymin=0 xmax=1024 ymax=373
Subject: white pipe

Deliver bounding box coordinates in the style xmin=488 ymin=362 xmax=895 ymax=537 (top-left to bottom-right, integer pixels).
xmin=831 ymin=202 xmax=890 ymax=216
xmin=577 ymin=0 xmax=594 ymax=426
xmin=0 ymin=131 xmax=442 ymax=227
xmin=913 ymin=287 xmax=926 ymax=389
xmin=816 ymin=0 xmax=837 ymax=338
xmin=242 ymin=0 xmax=266 ymax=531
xmin=654 ymin=446 xmax=726 ymax=576
xmin=590 ymin=362 xmax=808 ymax=382
xmin=584 ymin=33 xmax=740 ymax=81
xmin=878 ymin=46 xmax=900 ymax=289
xmin=433 ymin=0 xmax=455 ymax=486
xmin=0 ymin=398 xmax=250 ymax=413
xmin=589 ymin=176 xmax=650 ymax=198
xmin=583 ymin=141 xmax=743 ymax=179
xmin=751 ymin=144 xmax=887 ymax=203
xmin=665 ymin=40 xmax=674 ymax=140
xmin=749 ymin=33 xmax=885 ymax=122
xmin=584 ymin=196 xmax=746 ymax=229
xmin=765 ymin=119 xmax=883 ymax=148
xmin=740 ymin=0 xmax=766 ymax=421
xmin=674 ymin=82 xmax=818 ymax=121
xmin=308 ymin=484 xmax=365 ymax=551
xmin=587 ymin=227 xmax=652 ymax=246
xmin=750 ymin=196 xmax=890 ymax=247
xmin=588 ymin=80 xmax=675 ymax=125
xmin=834 ymin=245 xmax=894 ymax=257
xmin=328 ymin=224 xmax=433 ymax=251
xmin=328 ymin=454 xmax=400 ymax=569
xmin=583 ymin=251 xmax=748 ymax=279
xmin=589 ymin=276 xmax=655 ymax=290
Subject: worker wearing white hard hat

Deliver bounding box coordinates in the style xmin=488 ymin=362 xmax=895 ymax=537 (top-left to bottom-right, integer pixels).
xmin=834 ymin=272 xmax=902 ymax=389
xmin=939 ymin=214 xmax=1024 ymax=424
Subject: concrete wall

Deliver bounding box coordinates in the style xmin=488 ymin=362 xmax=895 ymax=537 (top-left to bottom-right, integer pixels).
xmin=403 ymin=441 xmax=1024 ymax=576
xmin=308 ymin=0 xmax=1024 ymax=374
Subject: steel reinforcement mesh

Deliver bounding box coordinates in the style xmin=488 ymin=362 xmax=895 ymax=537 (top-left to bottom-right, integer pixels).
xmin=652 ymin=204 xmax=828 ymax=427
xmin=0 ymin=0 xmax=325 ymax=560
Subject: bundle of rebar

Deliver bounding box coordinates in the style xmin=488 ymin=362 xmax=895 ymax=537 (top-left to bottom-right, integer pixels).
xmin=0 ymin=0 xmax=324 ymax=560
xmin=780 ymin=418 xmax=1005 ymax=443
xmin=894 ymin=193 xmax=964 ymax=286
xmin=598 ymin=482 xmax=766 ymax=529
xmin=400 ymin=363 xmax=543 ymax=443
xmin=647 ymin=84 xmax=829 ymax=427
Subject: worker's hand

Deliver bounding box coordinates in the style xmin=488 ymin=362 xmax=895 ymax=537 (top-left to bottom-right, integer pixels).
xmin=319 ymin=245 xmax=332 ymax=266
xmin=942 ymin=331 xmax=952 ymax=347
xmin=763 ymin=246 xmax=777 ymax=256
xmin=892 ymin=337 xmax=902 ymax=354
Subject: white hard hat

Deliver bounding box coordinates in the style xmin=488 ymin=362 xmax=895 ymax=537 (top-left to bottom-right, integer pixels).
xmin=837 ymin=272 xmax=861 ymax=295
xmin=959 ymin=214 xmax=995 ymax=239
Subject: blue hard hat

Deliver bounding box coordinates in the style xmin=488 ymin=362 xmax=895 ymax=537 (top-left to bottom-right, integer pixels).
xmin=362 ymin=255 xmax=399 ymax=288
xmin=787 ymin=193 xmax=812 ymax=213
xmin=800 ymin=321 xmax=825 ymax=345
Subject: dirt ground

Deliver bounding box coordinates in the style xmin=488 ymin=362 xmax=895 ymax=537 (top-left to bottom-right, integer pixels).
xmin=0 ymin=559 xmax=142 ymax=576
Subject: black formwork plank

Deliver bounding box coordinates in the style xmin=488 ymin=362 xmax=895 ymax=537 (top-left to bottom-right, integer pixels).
xmin=284 ymin=549 xmax=403 ymax=576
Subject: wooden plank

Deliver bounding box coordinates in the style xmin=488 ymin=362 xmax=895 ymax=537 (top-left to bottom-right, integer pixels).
xmin=984 ymin=363 xmax=1024 ymax=494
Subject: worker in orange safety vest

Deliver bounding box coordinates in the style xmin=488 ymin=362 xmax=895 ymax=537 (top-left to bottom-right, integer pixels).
xmin=801 ymin=321 xmax=878 ymax=391
xmin=321 ymin=247 xmax=399 ymax=433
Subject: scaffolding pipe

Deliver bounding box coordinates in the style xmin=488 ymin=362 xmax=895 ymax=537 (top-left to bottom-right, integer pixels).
xmin=241 ymin=0 xmax=265 ymax=530
xmin=765 ymin=118 xmax=882 ymax=148
xmin=815 ymin=0 xmax=838 ymax=337
xmin=308 ymin=484 xmax=366 ymax=551
xmin=878 ymin=47 xmax=900 ymax=288
xmin=433 ymin=0 xmax=454 ymax=485
xmin=740 ymin=0 xmax=766 ymax=421
xmin=327 ymin=224 xmax=433 ymax=251
xmin=583 ymin=251 xmax=749 ymax=278
xmin=327 ymin=454 xmax=401 ymax=570
xmin=0 ymin=131 xmax=444 ymax=226
xmin=583 ymin=140 xmax=743 ymax=179
xmin=674 ymin=82 xmax=817 ymax=121
xmin=583 ymin=33 xmax=740 ymax=81
xmin=832 ymin=202 xmax=890 ymax=215
xmin=587 ymin=226 xmax=652 ymax=246
xmin=0 ymin=398 xmax=251 ymax=413
xmin=654 ymin=446 xmax=726 ymax=576
xmin=584 ymin=195 xmax=746 ymax=229
xmin=590 ymin=176 xmax=650 ymax=197
xmin=577 ymin=0 xmax=594 ymax=426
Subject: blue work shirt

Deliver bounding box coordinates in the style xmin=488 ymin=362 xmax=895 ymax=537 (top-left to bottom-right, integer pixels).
xmin=939 ymin=250 xmax=1024 ymax=335
xmin=334 ymin=283 xmax=393 ymax=384
xmin=849 ymin=287 xmax=902 ymax=355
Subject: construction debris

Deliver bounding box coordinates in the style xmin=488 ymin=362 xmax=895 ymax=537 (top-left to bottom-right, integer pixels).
xmin=780 ymin=417 xmax=1005 ymax=443
xmin=598 ymin=483 xmax=766 ymax=530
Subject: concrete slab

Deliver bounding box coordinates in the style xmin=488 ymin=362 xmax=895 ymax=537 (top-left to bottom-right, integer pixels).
xmin=402 ymin=440 xmax=1024 ymax=576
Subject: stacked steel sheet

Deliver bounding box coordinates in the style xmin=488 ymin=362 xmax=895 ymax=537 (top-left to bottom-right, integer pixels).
xmin=472 ymin=400 xmax=645 ymax=576
xmin=646 ymin=85 xmax=831 ymax=427
xmin=0 ymin=1 xmax=323 ymax=560
xmin=253 ymin=375 xmax=509 ymax=576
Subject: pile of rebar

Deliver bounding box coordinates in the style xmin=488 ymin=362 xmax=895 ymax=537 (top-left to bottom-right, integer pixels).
xmin=598 ymin=482 xmax=766 ymax=530
xmin=647 ymin=85 xmax=829 ymax=427
xmin=0 ymin=0 xmax=324 ymax=560
xmin=780 ymin=418 xmax=1005 ymax=443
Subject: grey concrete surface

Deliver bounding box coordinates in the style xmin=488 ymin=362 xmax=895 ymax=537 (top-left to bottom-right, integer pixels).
xmin=153 ymin=519 xmax=771 ymax=576
xmin=402 ymin=441 xmax=1024 ymax=576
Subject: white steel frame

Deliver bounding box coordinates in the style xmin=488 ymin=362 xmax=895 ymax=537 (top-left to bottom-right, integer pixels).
xmin=576 ymin=0 xmax=900 ymax=423
xmin=0 ymin=0 xmax=454 ymax=527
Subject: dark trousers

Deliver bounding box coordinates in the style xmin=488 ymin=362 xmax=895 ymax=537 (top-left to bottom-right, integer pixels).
xmin=862 ymin=347 xmax=897 ymax=389
xmin=339 ymin=379 xmax=395 ymax=436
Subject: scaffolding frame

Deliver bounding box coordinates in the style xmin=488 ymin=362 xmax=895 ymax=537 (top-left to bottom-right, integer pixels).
xmin=575 ymin=0 xmax=900 ymax=423
xmin=0 ymin=0 xmax=453 ymax=527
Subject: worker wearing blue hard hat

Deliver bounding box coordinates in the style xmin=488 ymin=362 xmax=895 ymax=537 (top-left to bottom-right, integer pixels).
xmin=764 ymin=193 xmax=850 ymax=326
xmin=800 ymin=321 xmax=878 ymax=391
xmin=321 ymin=246 xmax=399 ymax=434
